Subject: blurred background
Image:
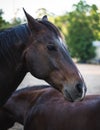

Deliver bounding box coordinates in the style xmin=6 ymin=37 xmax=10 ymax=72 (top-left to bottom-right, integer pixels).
xmin=0 ymin=0 xmax=100 ymax=129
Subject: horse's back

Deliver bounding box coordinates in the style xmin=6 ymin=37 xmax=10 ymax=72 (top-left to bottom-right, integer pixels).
xmin=2 ymin=85 xmax=100 ymax=130
xmin=24 ymin=89 xmax=100 ymax=130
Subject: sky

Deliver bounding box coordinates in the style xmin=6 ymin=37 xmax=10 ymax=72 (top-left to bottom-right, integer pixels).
xmin=0 ymin=0 xmax=100 ymax=21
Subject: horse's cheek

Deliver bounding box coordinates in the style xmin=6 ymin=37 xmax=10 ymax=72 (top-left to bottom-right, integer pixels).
xmin=24 ymin=51 xmax=36 ymax=72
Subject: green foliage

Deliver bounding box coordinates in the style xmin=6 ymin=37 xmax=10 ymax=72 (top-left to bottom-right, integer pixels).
xmin=0 ymin=9 xmax=21 ymax=31
xmin=54 ymin=0 xmax=98 ymax=62
xmin=36 ymin=8 xmax=55 ymax=18
xmin=0 ymin=9 xmax=10 ymax=30
xmin=67 ymin=21 xmax=96 ymax=62
xmin=54 ymin=15 xmax=68 ymax=36
xmin=89 ymin=4 xmax=100 ymax=40
xmin=67 ymin=13 xmax=95 ymax=61
xmin=10 ymin=17 xmax=21 ymax=27
xmin=66 ymin=0 xmax=99 ymax=62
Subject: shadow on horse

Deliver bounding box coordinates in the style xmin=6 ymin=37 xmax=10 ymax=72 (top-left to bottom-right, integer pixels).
xmin=0 ymin=85 xmax=100 ymax=130
xmin=0 ymin=9 xmax=86 ymax=105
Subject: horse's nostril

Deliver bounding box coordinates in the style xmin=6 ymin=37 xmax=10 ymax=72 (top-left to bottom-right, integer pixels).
xmin=75 ymin=83 xmax=83 ymax=94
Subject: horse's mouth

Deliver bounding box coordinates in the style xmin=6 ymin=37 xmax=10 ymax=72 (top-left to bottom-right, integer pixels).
xmin=62 ymin=88 xmax=85 ymax=102
xmin=63 ymin=89 xmax=74 ymax=102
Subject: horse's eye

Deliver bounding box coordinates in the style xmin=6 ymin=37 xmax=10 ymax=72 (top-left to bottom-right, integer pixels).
xmin=47 ymin=45 xmax=57 ymax=51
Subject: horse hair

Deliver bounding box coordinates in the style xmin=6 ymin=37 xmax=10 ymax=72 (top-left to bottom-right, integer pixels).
xmin=0 ymin=19 xmax=61 ymax=61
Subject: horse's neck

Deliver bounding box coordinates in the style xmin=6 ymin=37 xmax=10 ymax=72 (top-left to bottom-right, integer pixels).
xmin=0 ymin=24 xmax=30 ymax=106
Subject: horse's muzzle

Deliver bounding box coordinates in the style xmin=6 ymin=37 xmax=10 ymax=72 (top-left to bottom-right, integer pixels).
xmin=62 ymin=82 xmax=87 ymax=102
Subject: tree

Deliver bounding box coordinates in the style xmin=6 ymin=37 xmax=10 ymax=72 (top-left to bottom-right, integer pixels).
xmin=66 ymin=0 xmax=96 ymax=62
xmin=0 ymin=9 xmax=10 ymax=30
xmin=89 ymin=4 xmax=100 ymax=40
xmin=36 ymin=8 xmax=55 ymax=18
xmin=53 ymin=0 xmax=100 ymax=62
xmin=0 ymin=9 xmax=22 ymax=31
xmin=10 ymin=17 xmax=21 ymax=27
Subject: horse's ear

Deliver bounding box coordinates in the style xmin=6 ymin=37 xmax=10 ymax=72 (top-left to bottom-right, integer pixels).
xmin=42 ymin=15 xmax=48 ymax=21
xmin=23 ymin=8 xmax=41 ymax=31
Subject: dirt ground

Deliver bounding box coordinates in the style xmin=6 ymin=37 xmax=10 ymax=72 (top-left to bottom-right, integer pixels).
xmin=9 ymin=64 xmax=100 ymax=130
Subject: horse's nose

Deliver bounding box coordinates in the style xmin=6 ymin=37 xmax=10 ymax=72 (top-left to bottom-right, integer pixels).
xmin=63 ymin=81 xmax=86 ymax=102
xmin=75 ymin=83 xmax=83 ymax=94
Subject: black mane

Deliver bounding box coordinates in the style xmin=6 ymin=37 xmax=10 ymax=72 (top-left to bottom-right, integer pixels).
xmin=0 ymin=24 xmax=30 ymax=62
xmin=1 ymin=24 xmax=30 ymax=41
xmin=0 ymin=19 xmax=61 ymax=62
xmin=0 ymin=19 xmax=61 ymax=57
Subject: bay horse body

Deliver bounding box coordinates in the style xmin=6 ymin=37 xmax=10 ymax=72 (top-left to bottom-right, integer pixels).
xmin=1 ymin=85 xmax=100 ymax=130
xmin=0 ymin=9 xmax=86 ymax=106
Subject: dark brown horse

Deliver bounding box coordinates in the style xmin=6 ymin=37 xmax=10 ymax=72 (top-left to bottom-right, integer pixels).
xmin=1 ymin=85 xmax=100 ymax=130
xmin=0 ymin=9 xmax=86 ymax=106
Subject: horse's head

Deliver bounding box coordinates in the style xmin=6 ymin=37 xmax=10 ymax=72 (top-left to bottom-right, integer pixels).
xmin=23 ymin=9 xmax=86 ymax=102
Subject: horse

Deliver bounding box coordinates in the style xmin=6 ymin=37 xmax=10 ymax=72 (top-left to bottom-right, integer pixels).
xmin=1 ymin=85 xmax=100 ymax=130
xmin=0 ymin=9 xmax=86 ymax=106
